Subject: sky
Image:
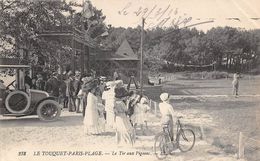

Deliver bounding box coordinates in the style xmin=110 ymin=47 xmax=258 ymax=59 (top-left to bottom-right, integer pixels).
xmin=74 ymin=0 xmax=260 ymax=31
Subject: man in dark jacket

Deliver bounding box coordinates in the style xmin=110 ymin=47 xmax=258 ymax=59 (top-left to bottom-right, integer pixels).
xmin=45 ymin=72 xmax=60 ymax=98
xmin=74 ymin=71 xmax=82 ymax=113
xmin=25 ymin=71 xmax=32 ymax=88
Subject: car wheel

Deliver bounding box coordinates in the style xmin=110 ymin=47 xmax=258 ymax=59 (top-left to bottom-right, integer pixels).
xmin=5 ymin=90 xmax=30 ymax=114
xmin=37 ymin=99 xmax=61 ymax=121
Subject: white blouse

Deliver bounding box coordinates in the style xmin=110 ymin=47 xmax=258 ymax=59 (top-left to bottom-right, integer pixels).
xmin=159 ymin=102 xmax=174 ymax=117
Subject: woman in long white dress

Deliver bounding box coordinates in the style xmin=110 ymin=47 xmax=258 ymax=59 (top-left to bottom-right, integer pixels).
xmin=102 ymin=81 xmax=116 ymax=129
xmin=83 ymin=84 xmax=104 ymax=135
xmin=114 ymin=87 xmax=135 ymax=146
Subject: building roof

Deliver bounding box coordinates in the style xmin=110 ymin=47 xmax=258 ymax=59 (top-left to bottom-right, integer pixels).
xmin=94 ymin=39 xmax=139 ymax=61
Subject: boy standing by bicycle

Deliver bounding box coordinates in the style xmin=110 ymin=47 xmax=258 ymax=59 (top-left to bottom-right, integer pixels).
xmin=159 ymin=93 xmax=175 ymax=141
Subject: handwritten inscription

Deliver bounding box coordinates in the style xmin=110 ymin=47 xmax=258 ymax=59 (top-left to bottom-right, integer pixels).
xmin=118 ymin=2 xmax=193 ymax=28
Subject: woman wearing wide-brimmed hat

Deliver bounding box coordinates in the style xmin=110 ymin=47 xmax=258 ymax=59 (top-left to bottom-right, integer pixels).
xmin=114 ymin=87 xmax=135 ymax=146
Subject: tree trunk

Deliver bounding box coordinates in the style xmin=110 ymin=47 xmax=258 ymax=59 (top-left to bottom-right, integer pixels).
xmin=226 ymin=54 xmax=229 ymax=70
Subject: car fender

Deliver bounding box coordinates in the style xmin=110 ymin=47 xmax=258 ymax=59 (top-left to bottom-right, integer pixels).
xmin=34 ymin=97 xmax=57 ymax=109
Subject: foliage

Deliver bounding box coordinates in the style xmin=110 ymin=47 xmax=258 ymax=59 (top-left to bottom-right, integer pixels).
xmin=1 ymin=1 xmax=259 ymax=74
xmin=0 ymin=0 xmax=106 ymax=69
xmin=100 ymin=26 xmax=259 ymax=73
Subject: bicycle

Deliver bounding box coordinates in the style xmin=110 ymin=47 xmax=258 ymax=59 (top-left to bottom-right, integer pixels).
xmin=154 ymin=116 xmax=195 ymax=159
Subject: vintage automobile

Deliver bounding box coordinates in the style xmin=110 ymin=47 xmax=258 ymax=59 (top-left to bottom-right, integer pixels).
xmin=0 ymin=64 xmax=61 ymax=121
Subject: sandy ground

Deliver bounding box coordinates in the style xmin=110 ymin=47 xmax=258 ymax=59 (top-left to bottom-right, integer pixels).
xmin=0 ymin=74 xmax=259 ymax=161
xmin=0 ymin=106 xmax=250 ymax=161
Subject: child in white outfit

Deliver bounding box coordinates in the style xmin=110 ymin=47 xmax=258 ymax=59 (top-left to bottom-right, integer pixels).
xmin=131 ymin=97 xmax=151 ymax=135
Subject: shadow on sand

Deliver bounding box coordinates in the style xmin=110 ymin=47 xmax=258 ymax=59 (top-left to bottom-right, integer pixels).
xmin=0 ymin=115 xmax=84 ymax=128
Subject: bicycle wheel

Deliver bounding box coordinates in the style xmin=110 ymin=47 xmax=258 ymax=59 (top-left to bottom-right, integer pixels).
xmin=154 ymin=133 xmax=171 ymax=160
xmin=177 ymin=129 xmax=195 ymax=152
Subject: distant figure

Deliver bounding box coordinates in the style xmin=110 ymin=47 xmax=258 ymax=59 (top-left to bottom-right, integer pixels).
xmin=59 ymin=75 xmax=67 ymax=108
xmin=74 ymin=71 xmax=82 ymax=113
xmin=66 ymin=72 xmax=76 ymax=112
xmin=0 ymin=80 xmax=6 ymax=100
xmin=0 ymin=79 xmax=5 ymax=89
xmin=24 ymin=71 xmax=32 ymax=88
xmin=31 ymin=76 xmax=37 ymax=89
xmin=113 ymin=70 xmax=120 ymax=80
xmin=158 ymin=74 xmax=162 ymax=85
xmin=232 ymin=73 xmax=239 ymax=96
xmin=35 ymin=74 xmax=45 ymax=90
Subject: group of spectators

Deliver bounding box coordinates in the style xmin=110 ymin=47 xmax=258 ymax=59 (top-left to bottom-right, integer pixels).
xmin=82 ymin=76 xmax=151 ymax=146
xmin=24 ymin=69 xmax=152 ymax=146
xmin=25 ymin=70 xmax=96 ymax=113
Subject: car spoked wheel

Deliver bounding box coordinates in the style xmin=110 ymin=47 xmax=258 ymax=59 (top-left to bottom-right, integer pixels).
xmin=37 ymin=100 xmax=61 ymax=121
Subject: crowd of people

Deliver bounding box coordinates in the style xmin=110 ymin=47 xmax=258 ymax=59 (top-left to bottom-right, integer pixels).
xmin=82 ymin=78 xmax=152 ymax=146
xmin=25 ymin=69 xmax=151 ymax=146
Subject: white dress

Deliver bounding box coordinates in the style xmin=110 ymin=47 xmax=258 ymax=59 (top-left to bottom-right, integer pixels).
xmin=102 ymin=88 xmax=116 ymax=129
xmin=114 ymin=101 xmax=135 ymax=145
xmin=131 ymin=103 xmax=150 ymax=125
xmin=84 ymin=92 xmax=104 ymax=134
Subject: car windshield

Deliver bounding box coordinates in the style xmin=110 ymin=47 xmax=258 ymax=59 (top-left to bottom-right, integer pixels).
xmin=0 ymin=69 xmax=17 ymax=90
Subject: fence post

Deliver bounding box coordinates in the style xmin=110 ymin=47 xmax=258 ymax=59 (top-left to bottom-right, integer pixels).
xmin=149 ymin=99 xmax=152 ymax=108
xmin=200 ymin=125 xmax=205 ymax=140
xmin=238 ymin=132 xmax=245 ymax=159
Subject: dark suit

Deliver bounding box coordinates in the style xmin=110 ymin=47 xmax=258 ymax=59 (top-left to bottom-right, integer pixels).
xmin=45 ymin=76 xmax=60 ymax=97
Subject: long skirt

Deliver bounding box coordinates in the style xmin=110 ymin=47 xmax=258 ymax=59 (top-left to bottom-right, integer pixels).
xmin=83 ymin=93 xmax=104 ymax=135
xmin=115 ymin=113 xmax=135 ymax=145
xmin=106 ymin=109 xmax=115 ymax=129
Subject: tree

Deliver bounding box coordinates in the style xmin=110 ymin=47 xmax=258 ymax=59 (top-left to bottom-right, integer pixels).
xmin=0 ymin=0 xmax=107 ymax=71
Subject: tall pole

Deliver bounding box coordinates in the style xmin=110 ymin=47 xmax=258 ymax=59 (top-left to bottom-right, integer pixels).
xmin=140 ymin=18 xmax=145 ymax=96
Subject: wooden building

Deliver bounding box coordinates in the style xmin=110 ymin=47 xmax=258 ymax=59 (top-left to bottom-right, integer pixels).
xmin=90 ymin=39 xmax=140 ymax=81
xmin=38 ymin=26 xmax=96 ymax=74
